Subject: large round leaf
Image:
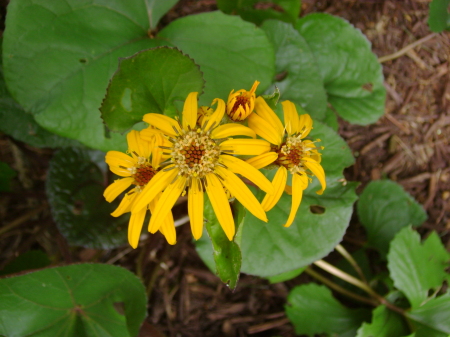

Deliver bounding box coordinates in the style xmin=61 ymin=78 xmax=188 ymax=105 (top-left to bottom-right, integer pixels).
xmin=295 ymin=13 xmax=386 ymax=125
xmin=261 ymin=20 xmax=327 ymax=120
xmin=158 ymin=11 xmax=275 ymax=105
xmin=47 ymin=147 xmax=127 ymax=249
xmin=240 ymin=121 xmax=357 ymax=277
xmin=3 ymin=0 xmax=171 ymax=151
xmin=0 ymin=264 xmax=146 ymax=337
xmin=101 ymin=47 xmax=204 ymax=132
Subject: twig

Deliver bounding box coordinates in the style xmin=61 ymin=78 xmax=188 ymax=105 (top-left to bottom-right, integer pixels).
xmin=378 ymin=33 xmax=438 ymax=63
xmin=0 ymin=204 xmax=47 ymax=237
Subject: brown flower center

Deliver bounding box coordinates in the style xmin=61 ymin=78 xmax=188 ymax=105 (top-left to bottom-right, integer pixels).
xmin=229 ymin=95 xmax=249 ymax=117
xmin=133 ymin=164 xmax=156 ymax=186
xmin=275 ymin=136 xmax=307 ymax=174
xmin=181 ymin=144 xmax=206 ymax=168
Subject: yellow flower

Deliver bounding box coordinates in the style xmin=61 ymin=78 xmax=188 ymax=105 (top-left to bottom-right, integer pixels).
xmin=247 ymin=97 xmax=326 ymax=227
xmin=104 ymin=130 xmax=176 ymax=248
xmin=134 ymin=92 xmax=274 ymax=241
xmin=226 ymin=80 xmax=260 ymax=121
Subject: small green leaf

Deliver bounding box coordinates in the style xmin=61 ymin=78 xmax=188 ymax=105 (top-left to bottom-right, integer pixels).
xmin=0 ymin=263 xmax=146 ymax=337
xmin=240 ymin=120 xmax=356 ymax=277
xmin=267 ymin=266 xmax=305 ymax=284
xmin=101 ymin=47 xmax=204 ymax=132
xmin=261 ymin=20 xmax=327 ymax=120
xmin=194 ymin=228 xmax=216 ymax=273
xmin=428 ymin=0 xmax=450 ymax=32
xmin=295 ymin=13 xmax=386 ymax=125
xmin=407 ymin=292 xmax=450 ymax=336
xmin=204 ymin=196 xmax=242 ymax=290
xmin=0 ymin=250 xmax=50 ymax=276
xmin=387 ymin=227 xmax=450 ymax=309
xmin=357 ymin=180 xmax=427 ymax=256
xmin=158 ymin=11 xmax=275 ymax=105
xmin=286 ymin=284 xmax=370 ymax=337
xmin=3 ymin=0 xmax=169 ymax=151
xmin=0 ymin=161 xmax=16 ymax=192
xmin=217 ymin=0 xmax=301 ymax=25
xmin=46 ymin=147 xmax=127 ymax=249
xmin=145 ymin=0 xmax=179 ymax=30
xmin=356 ymin=305 xmax=409 ymax=337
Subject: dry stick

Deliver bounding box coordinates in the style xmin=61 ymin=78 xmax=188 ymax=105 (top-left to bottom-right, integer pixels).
xmin=0 ymin=204 xmax=47 ymax=237
xmin=335 ymin=244 xmax=367 ymax=283
xmin=305 ymin=267 xmax=378 ymax=306
xmin=378 ymin=33 xmax=438 ymax=63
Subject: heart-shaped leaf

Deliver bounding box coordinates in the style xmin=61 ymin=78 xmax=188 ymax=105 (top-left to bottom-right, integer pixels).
xmin=0 ymin=264 xmax=147 ymax=337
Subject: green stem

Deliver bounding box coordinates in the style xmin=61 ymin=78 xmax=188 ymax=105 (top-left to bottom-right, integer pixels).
xmin=335 ymin=244 xmax=367 ymax=283
xmin=305 ymin=267 xmax=378 ymax=306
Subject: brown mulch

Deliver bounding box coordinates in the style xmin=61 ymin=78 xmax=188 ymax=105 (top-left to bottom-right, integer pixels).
xmin=1 ymin=0 xmax=449 ymax=336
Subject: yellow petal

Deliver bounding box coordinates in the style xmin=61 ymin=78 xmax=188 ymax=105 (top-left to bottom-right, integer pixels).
xmin=261 ymin=166 xmax=287 ymax=212
xmin=204 ymin=98 xmax=225 ymax=131
xmin=220 ymin=139 xmax=270 ymax=156
xmin=105 ymin=151 xmax=136 ymax=169
xmin=140 ymin=127 xmax=163 ymax=142
xmin=104 ymin=177 xmax=134 ymax=202
xmin=303 ymin=157 xmax=326 ymax=195
xmin=158 ymin=215 xmax=176 ymax=245
xmin=109 ymin=166 xmax=132 ymax=177
xmin=298 ymin=114 xmax=313 ymax=138
xmin=143 ymin=113 xmax=181 ymax=137
xmin=128 ymin=207 xmax=146 ymax=249
xmin=248 ymin=113 xmax=282 ymax=145
xmin=284 ymin=173 xmax=307 ymax=227
xmin=132 ymin=168 xmax=178 ymax=213
xmin=148 ymin=175 xmax=187 ymax=233
xmin=211 ymin=123 xmax=256 ymax=139
xmin=245 ymin=152 xmax=278 ymax=170
xmin=282 ymin=101 xmax=299 ymax=136
xmin=111 ymin=190 xmax=138 ymax=217
xmin=303 ymin=139 xmax=322 ymax=164
xmin=188 ymin=178 xmax=204 ymax=240
xmin=219 ymin=155 xmax=274 ymax=195
xmin=182 ymin=92 xmax=198 ymax=131
xmin=254 ymin=96 xmax=284 ymax=136
xmin=127 ymin=130 xmax=150 ymax=159
xmin=205 ymin=173 xmax=235 ymax=240
xmin=215 ymin=167 xmax=268 ymax=222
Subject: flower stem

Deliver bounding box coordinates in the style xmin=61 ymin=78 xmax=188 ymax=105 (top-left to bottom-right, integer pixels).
xmin=335 ymin=244 xmax=367 ymax=283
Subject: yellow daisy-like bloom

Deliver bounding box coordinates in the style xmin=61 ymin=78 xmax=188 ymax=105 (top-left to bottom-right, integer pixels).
xmin=134 ymin=92 xmax=274 ymax=241
xmin=247 ymin=97 xmax=326 ymax=227
xmin=104 ymin=130 xmax=176 ymax=248
xmin=226 ymin=80 xmax=260 ymax=121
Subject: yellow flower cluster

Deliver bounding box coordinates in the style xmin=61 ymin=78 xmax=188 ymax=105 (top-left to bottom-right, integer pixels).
xmin=104 ymin=81 xmax=326 ymax=248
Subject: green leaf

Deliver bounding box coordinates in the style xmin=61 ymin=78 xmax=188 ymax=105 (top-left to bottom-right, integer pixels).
xmin=261 ymin=20 xmax=327 ymax=120
xmin=0 ymin=250 xmax=50 ymax=277
xmin=46 ymin=147 xmax=127 ymax=249
xmin=0 ymin=161 xmax=16 ymax=192
xmin=217 ymin=0 xmax=301 ymax=25
xmin=295 ymin=13 xmax=386 ymax=125
xmin=428 ymin=0 xmax=450 ymax=32
xmin=356 ymin=305 xmax=409 ymax=337
xmin=357 ymin=180 xmax=427 ymax=256
xmin=158 ymin=11 xmax=275 ymax=105
xmin=0 ymin=263 xmax=146 ymax=337
xmin=194 ymin=228 xmax=216 ymax=273
xmin=267 ymin=266 xmax=305 ymax=284
xmin=387 ymin=227 xmax=450 ymax=309
xmin=101 ymin=47 xmax=204 ymax=132
xmin=240 ymin=120 xmax=356 ymax=277
xmin=146 ymin=0 xmax=179 ymax=30
xmin=3 ymin=0 xmax=169 ymax=151
xmin=286 ymin=284 xmax=370 ymax=337
xmin=204 ymin=195 xmax=243 ymax=290
xmin=0 ymin=43 xmax=80 ymax=149
xmin=407 ymin=292 xmax=450 ymax=336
